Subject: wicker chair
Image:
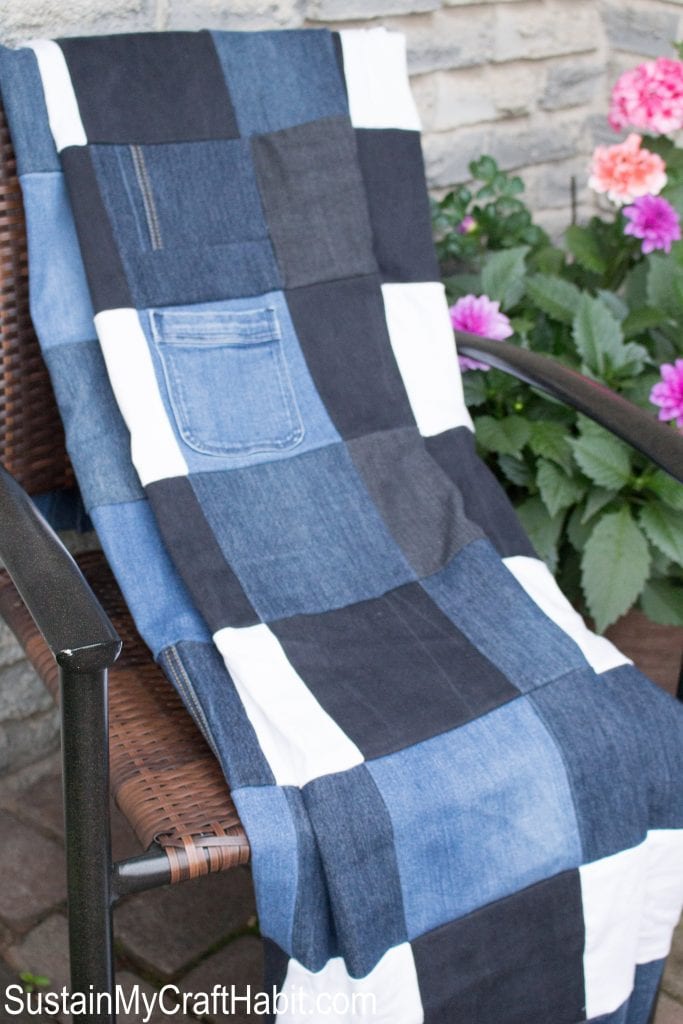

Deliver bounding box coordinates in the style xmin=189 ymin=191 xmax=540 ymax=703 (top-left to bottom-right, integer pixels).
xmin=1 ymin=92 xmax=682 ymax=1024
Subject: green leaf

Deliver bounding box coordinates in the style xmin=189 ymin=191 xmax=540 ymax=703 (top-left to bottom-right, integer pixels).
xmin=528 ymin=421 xmax=574 ymax=473
xmin=581 ymin=487 xmax=618 ymax=523
xmin=462 ymin=372 xmax=488 ymax=407
xmin=481 ymin=246 xmax=529 ymax=309
xmin=516 ymin=496 xmax=565 ymax=573
xmin=647 ymin=252 xmax=683 ymax=319
xmin=639 ymin=503 xmax=683 ymax=565
xmin=567 ymin=503 xmax=594 ymax=552
xmin=525 ymin=274 xmax=582 ymax=325
xmin=497 ymin=454 xmax=533 ymax=486
xmin=640 ymin=579 xmax=683 ymax=626
xmin=644 ymin=469 xmax=683 ymax=510
xmin=622 ymin=306 xmax=667 ymax=338
xmin=565 ymin=224 xmax=607 ymax=274
xmin=570 ymin=422 xmax=632 ymax=489
xmin=537 ymin=458 xmax=586 ymax=517
xmin=572 ymin=294 xmax=625 ymax=376
xmin=474 ymin=414 xmax=531 ymax=456
xmin=581 ymin=507 xmax=651 ymax=632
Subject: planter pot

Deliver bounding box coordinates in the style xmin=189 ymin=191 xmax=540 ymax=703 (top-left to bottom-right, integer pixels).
xmin=605 ymin=608 xmax=683 ymax=699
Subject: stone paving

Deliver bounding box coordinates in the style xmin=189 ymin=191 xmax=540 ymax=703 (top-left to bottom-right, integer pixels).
xmin=0 ymin=752 xmax=680 ymax=1023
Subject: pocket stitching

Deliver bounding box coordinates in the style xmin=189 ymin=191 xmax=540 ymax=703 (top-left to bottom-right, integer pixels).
xmin=150 ymin=309 xmax=305 ymax=458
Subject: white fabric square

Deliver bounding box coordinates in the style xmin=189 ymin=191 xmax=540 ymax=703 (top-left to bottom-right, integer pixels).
xmin=95 ymin=308 xmax=188 ymax=486
xmin=381 ymin=282 xmax=472 ymax=437
xmin=580 ymin=830 xmax=683 ymax=1019
xmin=277 ymin=943 xmax=423 ymax=1024
xmin=503 ymin=556 xmax=630 ymax=675
xmin=25 ymin=39 xmax=87 ymax=151
xmin=339 ymin=29 xmax=421 ymax=131
xmin=636 ymin=830 xmax=683 ymax=965
xmin=214 ymin=624 xmax=364 ymax=788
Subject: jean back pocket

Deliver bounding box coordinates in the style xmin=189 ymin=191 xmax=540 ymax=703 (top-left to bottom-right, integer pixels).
xmin=150 ymin=307 xmax=304 ymax=457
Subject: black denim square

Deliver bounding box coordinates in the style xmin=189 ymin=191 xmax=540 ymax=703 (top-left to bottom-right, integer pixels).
xmin=271 ymin=582 xmax=517 ymax=760
xmin=356 ymin=128 xmax=440 ymax=283
xmin=286 ymin=274 xmax=415 ymax=438
xmin=59 ymin=31 xmax=239 ymax=143
xmin=252 ymin=116 xmax=377 ymax=288
xmin=412 ymin=871 xmax=586 ymax=1024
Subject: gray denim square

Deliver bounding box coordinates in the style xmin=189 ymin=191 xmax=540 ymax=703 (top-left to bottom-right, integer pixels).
xmin=251 ymin=116 xmax=377 ymax=288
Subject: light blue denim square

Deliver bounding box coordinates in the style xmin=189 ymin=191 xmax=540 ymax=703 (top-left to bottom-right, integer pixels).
xmin=44 ymin=341 xmax=143 ymax=511
xmin=421 ymin=539 xmax=587 ymax=690
xmin=367 ymin=697 xmax=582 ymax=940
xmin=140 ymin=292 xmax=341 ymax=475
xmin=21 ymin=173 xmax=95 ymax=348
xmin=91 ymin=500 xmax=210 ymax=658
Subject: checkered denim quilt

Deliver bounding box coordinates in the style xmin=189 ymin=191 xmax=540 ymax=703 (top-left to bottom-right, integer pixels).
xmin=1 ymin=28 xmax=682 ymax=1023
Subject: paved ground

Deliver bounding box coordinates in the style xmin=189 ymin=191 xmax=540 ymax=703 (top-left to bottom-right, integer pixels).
xmin=0 ymin=752 xmax=680 ymax=1023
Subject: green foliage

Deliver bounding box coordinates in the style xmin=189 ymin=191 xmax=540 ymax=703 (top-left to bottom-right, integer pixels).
xmin=20 ymin=972 xmax=50 ymax=993
xmin=432 ymin=154 xmax=683 ymax=630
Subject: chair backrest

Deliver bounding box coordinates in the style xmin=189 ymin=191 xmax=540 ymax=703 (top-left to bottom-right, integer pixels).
xmin=0 ymin=102 xmax=73 ymax=496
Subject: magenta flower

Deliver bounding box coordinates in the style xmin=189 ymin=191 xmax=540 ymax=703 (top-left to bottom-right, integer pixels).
xmin=623 ymin=194 xmax=681 ymax=254
xmin=650 ymin=359 xmax=683 ymax=429
xmin=457 ymin=214 xmax=477 ymax=235
xmin=450 ymin=294 xmax=513 ymax=371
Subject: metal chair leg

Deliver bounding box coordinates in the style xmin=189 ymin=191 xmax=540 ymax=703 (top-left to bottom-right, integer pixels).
xmin=60 ymin=664 xmax=115 ymax=1024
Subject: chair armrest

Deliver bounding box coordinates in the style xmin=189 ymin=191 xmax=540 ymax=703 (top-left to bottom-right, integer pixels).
xmin=456 ymin=332 xmax=683 ymax=484
xmin=0 ymin=464 xmax=121 ymax=671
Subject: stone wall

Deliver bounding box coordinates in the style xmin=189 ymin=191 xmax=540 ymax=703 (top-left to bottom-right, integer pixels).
xmin=1 ymin=0 xmax=682 ymax=776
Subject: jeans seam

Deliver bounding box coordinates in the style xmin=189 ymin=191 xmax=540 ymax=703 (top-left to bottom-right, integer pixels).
xmin=163 ymin=644 xmax=220 ymax=760
xmin=130 ymin=144 xmax=164 ymax=251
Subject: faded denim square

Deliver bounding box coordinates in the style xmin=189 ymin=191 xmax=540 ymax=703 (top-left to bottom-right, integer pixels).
xmin=189 ymin=444 xmax=415 ymax=621
xmin=411 ymin=871 xmax=586 ymax=1024
xmin=0 ymin=47 xmax=59 ymax=174
xmin=21 ymin=173 xmax=95 ymax=348
xmin=355 ymin=128 xmax=439 ymax=283
xmin=90 ymin=140 xmax=279 ymax=307
xmin=252 ymin=116 xmax=377 ymax=287
xmin=44 ymin=341 xmax=143 ymax=510
xmin=367 ymin=698 xmax=582 ymax=940
xmin=59 ymin=31 xmax=238 ymax=143
xmin=212 ymin=29 xmax=347 ymax=136
xmin=270 ymin=582 xmax=518 ymax=760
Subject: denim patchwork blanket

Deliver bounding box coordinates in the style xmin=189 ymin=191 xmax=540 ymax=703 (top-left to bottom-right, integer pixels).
xmin=1 ymin=28 xmax=683 ymax=1023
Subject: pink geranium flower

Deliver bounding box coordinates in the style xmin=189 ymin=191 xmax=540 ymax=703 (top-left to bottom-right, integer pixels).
xmin=609 ymin=58 xmax=683 ymax=134
xmin=650 ymin=359 xmax=683 ymax=429
xmin=623 ymin=194 xmax=681 ymax=253
xmin=589 ymin=134 xmax=667 ymax=205
xmin=450 ymin=294 xmax=513 ymax=372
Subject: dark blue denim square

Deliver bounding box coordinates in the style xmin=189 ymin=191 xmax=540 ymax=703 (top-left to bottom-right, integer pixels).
xmin=188 ymin=444 xmax=415 ymax=621
xmin=91 ymin=140 xmax=280 ymax=307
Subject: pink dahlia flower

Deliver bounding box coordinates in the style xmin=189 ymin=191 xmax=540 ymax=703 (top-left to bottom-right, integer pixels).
xmin=609 ymin=58 xmax=683 ymax=134
xmin=650 ymin=360 xmax=683 ymax=429
xmin=588 ymin=134 xmax=667 ymax=205
xmin=450 ymin=294 xmax=513 ymax=372
xmin=623 ymin=194 xmax=681 ymax=253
